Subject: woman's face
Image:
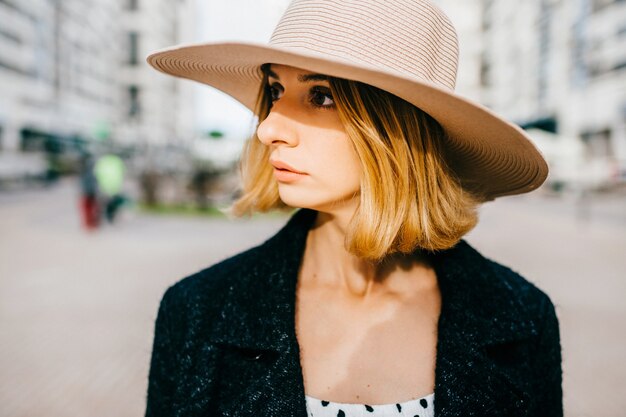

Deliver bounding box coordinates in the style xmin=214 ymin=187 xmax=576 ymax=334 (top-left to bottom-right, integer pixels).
xmin=256 ymin=64 xmax=361 ymax=215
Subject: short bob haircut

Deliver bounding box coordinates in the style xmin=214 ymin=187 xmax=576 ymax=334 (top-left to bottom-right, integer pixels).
xmin=228 ymin=63 xmax=483 ymax=261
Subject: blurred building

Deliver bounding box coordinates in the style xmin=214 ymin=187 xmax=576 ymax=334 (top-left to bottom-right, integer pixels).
xmin=117 ymin=0 xmax=197 ymax=149
xmin=2 ymin=0 xmax=625 ymax=187
xmin=0 ymin=0 xmax=197 ymax=180
xmin=480 ymin=0 xmax=626 ymax=182
xmin=573 ymin=0 xmax=626 ymax=164
xmin=434 ymin=0 xmax=485 ymax=101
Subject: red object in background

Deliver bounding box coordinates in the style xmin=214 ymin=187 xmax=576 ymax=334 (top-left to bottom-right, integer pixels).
xmin=79 ymin=194 xmax=100 ymax=230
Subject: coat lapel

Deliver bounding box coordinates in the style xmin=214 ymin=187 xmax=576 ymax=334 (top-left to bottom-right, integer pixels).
xmin=209 ymin=208 xmax=540 ymax=417
xmin=429 ymin=239 xmax=540 ymax=416
xmin=208 ymin=208 xmax=314 ymax=417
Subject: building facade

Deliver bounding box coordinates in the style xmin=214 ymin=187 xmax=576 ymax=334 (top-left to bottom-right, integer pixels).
xmin=117 ymin=0 xmax=197 ymax=149
xmin=434 ymin=0 xmax=485 ymax=102
xmin=480 ymin=0 xmax=626 ymax=180
xmin=0 ymin=0 xmax=196 ymax=179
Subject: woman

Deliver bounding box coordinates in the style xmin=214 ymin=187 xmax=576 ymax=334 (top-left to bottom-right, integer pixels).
xmin=144 ymin=1 xmax=562 ymax=416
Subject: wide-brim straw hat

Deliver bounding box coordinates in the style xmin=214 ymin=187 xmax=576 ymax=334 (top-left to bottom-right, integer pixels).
xmin=147 ymin=0 xmax=548 ymax=202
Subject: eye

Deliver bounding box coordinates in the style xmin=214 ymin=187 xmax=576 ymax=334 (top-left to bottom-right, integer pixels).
xmin=266 ymin=82 xmax=335 ymax=110
xmin=309 ymin=86 xmax=335 ymax=110
xmin=267 ymin=82 xmax=282 ymax=102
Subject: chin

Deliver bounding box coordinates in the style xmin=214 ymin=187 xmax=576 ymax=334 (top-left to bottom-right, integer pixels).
xmin=277 ymin=190 xmax=327 ymax=211
xmin=277 ymin=186 xmax=359 ymax=214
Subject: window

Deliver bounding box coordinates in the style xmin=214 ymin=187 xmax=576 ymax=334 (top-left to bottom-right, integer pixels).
xmin=591 ymin=0 xmax=619 ymax=13
xmin=581 ymin=128 xmax=614 ymax=158
xmin=128 ymin=85 xmax=141 ymax=119
xmin=128 ymin=32 xmax=139 ymax=65
xmin=479 ymin=53 xmax=491 ymax=88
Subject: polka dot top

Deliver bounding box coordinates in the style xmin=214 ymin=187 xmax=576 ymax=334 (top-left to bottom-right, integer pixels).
xmin=305 ymin=392 xmax=435 ymax=417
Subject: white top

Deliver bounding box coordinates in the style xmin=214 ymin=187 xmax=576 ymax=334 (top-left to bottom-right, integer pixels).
xmin=305 ymin=392 xmax=435 ymax=417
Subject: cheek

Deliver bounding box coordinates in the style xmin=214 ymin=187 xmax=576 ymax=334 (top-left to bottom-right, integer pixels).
xmin=335 ymin=147 xmax=362 ymax=192
xmin=303 ymin=132 xmax=362 ymax=202
xmin=275 ymin=132 xmax=362 ymax=209
xmin=313 ymin=134 xmax=360 ymax=187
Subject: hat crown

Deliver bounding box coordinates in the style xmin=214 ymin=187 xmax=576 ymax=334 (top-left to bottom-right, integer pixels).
xmin=269 ymin=0 xmax=460 ymax=90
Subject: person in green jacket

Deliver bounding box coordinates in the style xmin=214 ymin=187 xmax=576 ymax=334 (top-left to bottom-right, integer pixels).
xmin=94 ymin=153 xmax=126 ymax=224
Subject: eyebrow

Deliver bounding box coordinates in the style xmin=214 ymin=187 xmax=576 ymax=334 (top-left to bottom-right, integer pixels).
xmin=266 ymin=68 xmax=329 ymax=83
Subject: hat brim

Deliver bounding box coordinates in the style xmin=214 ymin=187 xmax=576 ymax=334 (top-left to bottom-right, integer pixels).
xmin=147 ymin=41 xmax=548 ymax=201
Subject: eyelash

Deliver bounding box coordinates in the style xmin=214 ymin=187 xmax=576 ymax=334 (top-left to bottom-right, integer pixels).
xmin=267 ymin=82 xmax=336 ymax=110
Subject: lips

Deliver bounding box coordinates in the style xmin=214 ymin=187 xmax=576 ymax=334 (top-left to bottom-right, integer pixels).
xmin=270 ymin=159 xmax=308 ymax=183
xmin=270 ymin=159 xmax=306 ymax=174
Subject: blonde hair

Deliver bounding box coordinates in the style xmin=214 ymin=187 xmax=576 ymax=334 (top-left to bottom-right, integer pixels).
xmin=229 ymin=64 xmax=483 ymax=261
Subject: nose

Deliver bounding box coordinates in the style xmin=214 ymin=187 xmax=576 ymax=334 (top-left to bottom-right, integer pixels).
xmin=256 ymin=107 xmax=299 ymax=148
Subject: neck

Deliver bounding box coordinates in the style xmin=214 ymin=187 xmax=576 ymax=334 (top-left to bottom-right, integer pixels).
xmin=301 ymin=210 xmax=434 ymax=300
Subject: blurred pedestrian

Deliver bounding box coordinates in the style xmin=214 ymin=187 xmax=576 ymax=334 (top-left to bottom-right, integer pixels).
xmin=94 ymin=153 xmax=126 ymax=224
xmin=78 ymin=152 xmax=100 ymax=230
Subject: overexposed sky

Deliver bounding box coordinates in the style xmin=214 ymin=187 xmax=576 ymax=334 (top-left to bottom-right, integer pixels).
xmin=193 ymin=0 xmax=292 ymax=137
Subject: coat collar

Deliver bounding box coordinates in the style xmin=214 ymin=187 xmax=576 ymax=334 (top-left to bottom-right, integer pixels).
xmin=208 ymin=208 xmax=540 ymax=417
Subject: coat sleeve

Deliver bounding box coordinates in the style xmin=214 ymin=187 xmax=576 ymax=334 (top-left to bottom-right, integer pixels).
xmin=532 ymin=294 xmax=564 ymax=416
xmin=145 ymin=286 xmax=179 ymax=417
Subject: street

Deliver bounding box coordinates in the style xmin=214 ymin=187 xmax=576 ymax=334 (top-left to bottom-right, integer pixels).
xmin=0 ymin=178 xmax=624 ymax=416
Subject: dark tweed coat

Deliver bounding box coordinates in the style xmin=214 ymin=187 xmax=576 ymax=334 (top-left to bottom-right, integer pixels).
xmin=145 ymin=208 xmax=563 ymax=417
